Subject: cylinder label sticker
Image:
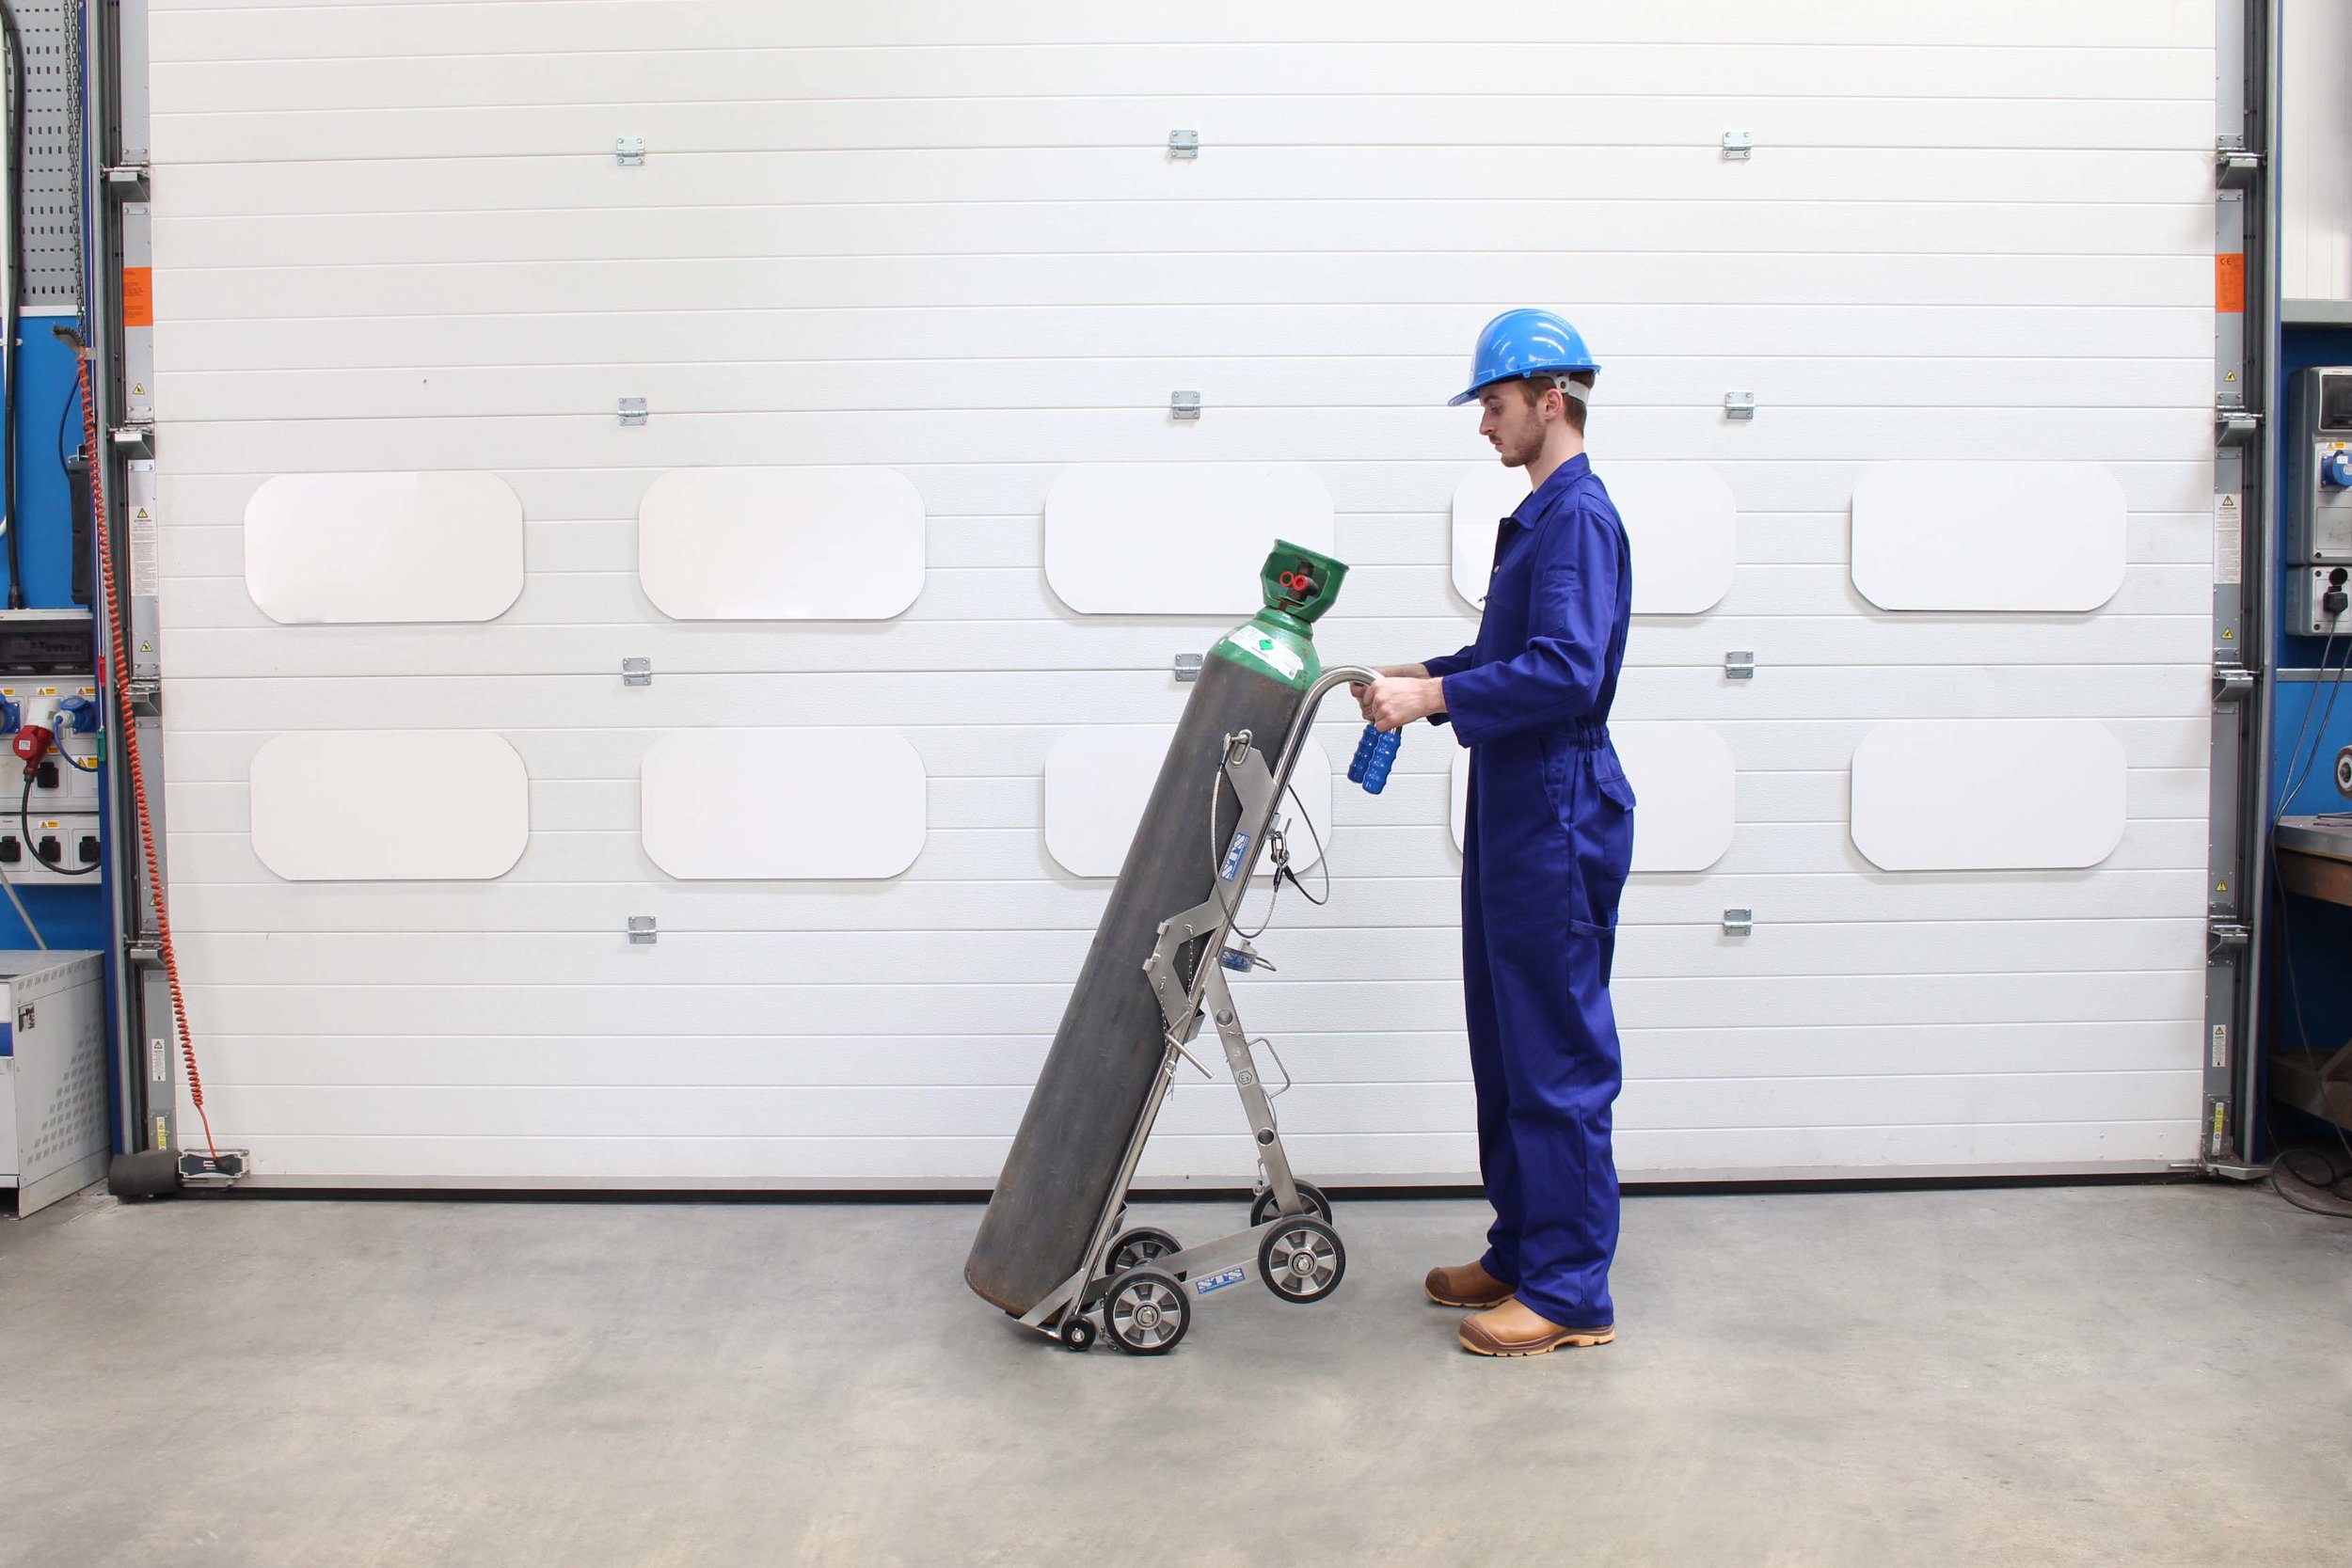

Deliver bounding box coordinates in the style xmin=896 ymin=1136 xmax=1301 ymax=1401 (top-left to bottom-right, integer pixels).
xmin=1219 ymin=831 xmax=1251 ymax=880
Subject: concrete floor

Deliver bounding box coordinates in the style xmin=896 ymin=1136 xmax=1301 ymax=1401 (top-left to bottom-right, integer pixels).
xmin=1 ymin=1182 xmax=2346 ymax=1567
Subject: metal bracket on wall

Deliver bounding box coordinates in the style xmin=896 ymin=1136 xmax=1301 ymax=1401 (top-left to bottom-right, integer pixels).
xmin=2217 ymin=149 xmax=2260 ymax=189
xmin=2217 ymin=409 xmax=2260 ymax=444
xmin=618 ymin=397 xmax=649 ymax=426
xmin=1170 ymin=390 xmax=1201 ymax=420
xmin=615 ymin=135 xmax=645 ymax=166
xmin=2214 ymin=664 xmax=2254 ymax=705
xmin=1168 ymin=129 xmax=1199 ymax=160
xmin=1173 ymin=653 xmax=1203 ymax=683
xmin=1723 ymin=390 xmax=1756 ymax=421
xmin=1721 ymin=131 xmax=1754 ymax=161
xmin=103 ymin=164 xmax=150 ymax=201
xmin=621 ymin=657 xmax=652 ymax=687
xmin=127 ymin=678 xmax=161 ymax=718
xmin=1722 ymin=909 xmax=1755 ymax=936
xmin=1724 ymin=651 xmax=1756 ymax=681
xmin=627 ymin=916 xmax=658 ymax=945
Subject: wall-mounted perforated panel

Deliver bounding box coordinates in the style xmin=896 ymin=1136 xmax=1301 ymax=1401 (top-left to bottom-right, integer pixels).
xmin=17 ymin=2 xmax=84 ymax=310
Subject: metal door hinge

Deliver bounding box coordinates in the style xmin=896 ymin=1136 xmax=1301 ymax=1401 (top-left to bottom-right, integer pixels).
xmin=1170 ymin=390 xmax=1201 ymax=420
xmin=1173 ymin=654 xmax=1203 ymax=683
xmin=1723 ymin=390 xmax=1756 ymax=421
xmin=627 ymin=915 xmax=658 ymax=945
xmin=1724 ymin=651 xmax=1756 ymax=681
xmin=615 ymin=135 xmax=646 ymax=166
xmin=2213 ymin=664 xmax=2254 ymax=704
xmin=103 ymin=163 xmax=151 ymax=200
xmin=618 ymin=396 xmax=649 ymax=426
xmin=1168 ymin=129 xmax=1200 ymax=160
xmin=621 ymin=657 xmax=652 ymax=687
xmin=1721 ymin=131 xmax=1754 ymax=161
xmin=1722 ymin=909 xmax=1754 ymax=936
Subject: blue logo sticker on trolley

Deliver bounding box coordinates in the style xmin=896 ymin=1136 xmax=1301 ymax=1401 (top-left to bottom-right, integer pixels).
xmin=1219 ymin=830 xmax=1251 ymax=880
xmin=1195 ymin=1266 xmax=1247 ymax=1295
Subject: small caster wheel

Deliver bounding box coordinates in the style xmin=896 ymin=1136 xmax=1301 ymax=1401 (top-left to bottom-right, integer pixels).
xmin=1260 ymin=1216 xmax=1345 ymax=1305
xmin=1104 ymin=1226 xmax=1182 ymax=1275
xmin=1103 ymin=1267 xmax=1190 ymax=1354
xmin=1250 ymin=1179 xmax=1332 ymax=1227
xmin=1057 ymin=1314 xmax=1097 ymax=1353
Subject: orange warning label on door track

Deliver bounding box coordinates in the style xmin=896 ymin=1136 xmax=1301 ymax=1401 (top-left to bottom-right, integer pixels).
xmin=2216 ymin=252 xmax=2246 ymax=314
xmin=121 ymin=266 xmax=153 ymax=327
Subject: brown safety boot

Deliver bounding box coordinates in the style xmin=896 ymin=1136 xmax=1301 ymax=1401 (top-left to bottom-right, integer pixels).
xmin=1423 ymin=1259 xmax=1515 ymax=1308
xmin=1457 ymin=1298 xmax=1614 ymax=1357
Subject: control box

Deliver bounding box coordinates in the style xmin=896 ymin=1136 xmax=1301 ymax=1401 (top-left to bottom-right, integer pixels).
xmin=2290 ymin=368 xmax=2352 ymax=564
xmin=0 ymin=950 xmax=108 ymax=1215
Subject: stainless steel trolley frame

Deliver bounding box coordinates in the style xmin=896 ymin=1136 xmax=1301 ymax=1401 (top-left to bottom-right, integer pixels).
xmin=1017 ymin=665 xmax=1378 ymax=1353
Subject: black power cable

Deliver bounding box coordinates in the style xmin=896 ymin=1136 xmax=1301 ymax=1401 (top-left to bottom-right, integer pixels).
xmin=0 ymin=1 xmax=24 ymax=609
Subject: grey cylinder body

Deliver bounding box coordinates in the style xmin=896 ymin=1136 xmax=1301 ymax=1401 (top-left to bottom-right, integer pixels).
xmin=965 ymin=653 xmax=1304 ymax=1315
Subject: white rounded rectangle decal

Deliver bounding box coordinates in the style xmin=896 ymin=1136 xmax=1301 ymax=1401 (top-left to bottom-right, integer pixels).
xmin=642 ymin=729 xmax=926 ymax=879
xmin=1045 ymin=464 xmax=1335 ymax=615
xmin=245 ymin=472 xmax=524 ymax=625
xmin=1850 ymin=721 xmax=2127 ymax=871
xmin=1045 ymin=726 xmax=1328 ymax=879
xmin=1450 ymin=723 xmax=1733 ymax=873
xmin=251 ymin=731 xmax=529 ymax=880
xmin=1452 ymin=463 xmax=1734 ymax=616
xmin=1851 ymin=463 xmax=2126 ymax=612
xmin=638 ymin=467 xmax=925 ymax=621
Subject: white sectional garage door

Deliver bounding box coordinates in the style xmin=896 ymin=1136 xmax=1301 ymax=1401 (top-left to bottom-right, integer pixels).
xmin=151 ymin=1 xmax=2217 ymax=1186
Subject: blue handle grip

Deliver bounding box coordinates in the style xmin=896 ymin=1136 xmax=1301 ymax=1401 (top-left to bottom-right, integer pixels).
xmin=1348 ymin=722 xmax=1400 ymax=794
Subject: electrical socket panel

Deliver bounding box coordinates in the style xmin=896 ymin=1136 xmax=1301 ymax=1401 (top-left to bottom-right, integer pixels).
xmin=0 ymin=810 xmax=101 ymax=885
xmin=0 ymin=677 xmax=101 ymax=810
xmin=2288 ymin=564 xmax=2351 ymax=637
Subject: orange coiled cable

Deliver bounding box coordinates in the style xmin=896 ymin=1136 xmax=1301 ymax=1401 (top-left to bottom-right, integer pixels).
xmin=76 ymin=343 xmax=215 ymax=1160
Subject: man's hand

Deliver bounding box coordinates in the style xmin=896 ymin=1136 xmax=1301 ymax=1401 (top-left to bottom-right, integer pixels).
xmin=1355 ymin=675 xmax=1446 ymax=732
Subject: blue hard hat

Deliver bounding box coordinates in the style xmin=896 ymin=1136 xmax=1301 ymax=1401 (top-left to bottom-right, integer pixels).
xmin=1448 ymin=308 xmax=1600 ymax=406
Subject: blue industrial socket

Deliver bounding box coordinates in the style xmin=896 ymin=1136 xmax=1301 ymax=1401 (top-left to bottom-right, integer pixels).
xmin=1347 ymin=722 xmax=1400 ymax=794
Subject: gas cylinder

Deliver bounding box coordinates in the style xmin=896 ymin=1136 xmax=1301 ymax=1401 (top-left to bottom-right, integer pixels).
xmin=965 ymin=541 xmax=1348 ymax=1315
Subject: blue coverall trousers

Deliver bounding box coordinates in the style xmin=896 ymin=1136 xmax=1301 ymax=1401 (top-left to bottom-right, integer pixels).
xmin=1459 ymin=730 xmax=1634 ymax=1326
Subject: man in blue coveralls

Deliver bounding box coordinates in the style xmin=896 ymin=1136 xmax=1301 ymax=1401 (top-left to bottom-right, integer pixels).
xmin=1355 ymin=309 xmax=1636 ymax=1357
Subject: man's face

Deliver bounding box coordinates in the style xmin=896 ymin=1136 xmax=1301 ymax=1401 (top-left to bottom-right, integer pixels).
xmin=1477 ymin=381 xmax=1549 ymax=468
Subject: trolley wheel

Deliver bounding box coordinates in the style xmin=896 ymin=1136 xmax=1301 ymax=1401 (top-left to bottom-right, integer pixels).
xmin=1260 ymin=1216 xmax=1346 ymax=1306
xmin=1057 ymin=1314 xmax=1098 ymax=1353
xmin=1250 ymin=1180 xmax=1333 ymax=1228
xmin=1102 ymin=1267 xmax=1190 ymax=1355
xmin=1103 ymin=1227 xmax=1182 ymax=1276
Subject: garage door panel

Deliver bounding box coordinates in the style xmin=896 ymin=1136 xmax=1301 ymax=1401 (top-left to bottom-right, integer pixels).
xmin=152 ymin=3 xmax=2212 ymax=1185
